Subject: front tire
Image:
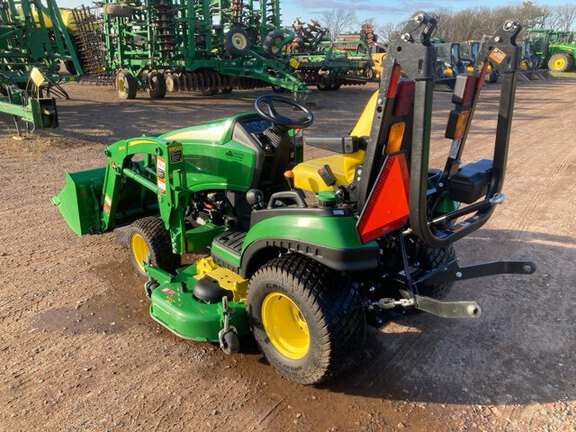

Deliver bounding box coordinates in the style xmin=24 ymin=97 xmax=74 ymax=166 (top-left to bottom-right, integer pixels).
xmin=126 ymin=216 xmax=180 ymax=277
xmin=247 ymin=254 xmax=366 ymax=384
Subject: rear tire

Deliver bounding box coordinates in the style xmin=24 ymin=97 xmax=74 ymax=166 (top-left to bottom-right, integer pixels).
xmin=485 ymin=68 xmax=499 ymax=84
xmin=548 ymin=52 xmax=572 ymax=72
xmin=329 ymin=80 xmax=342 ymax=91
xmin=411 ymin=240 xmax=457 ymax=299
xmin=317 ymin=77 xmax=331 ymax=91
xmin=247 ymin=254 xmax=366 ymax=384
xmin=126 ymin=216 xmax=180 ymax=277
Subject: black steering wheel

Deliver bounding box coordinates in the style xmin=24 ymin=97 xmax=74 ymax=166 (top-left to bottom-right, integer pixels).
xmin=254 ymin=95 xmax=314 ymax=129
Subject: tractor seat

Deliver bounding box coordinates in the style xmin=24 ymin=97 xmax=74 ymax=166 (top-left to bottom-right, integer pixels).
xmin=292 ymin=91 xmax=378 ymax=193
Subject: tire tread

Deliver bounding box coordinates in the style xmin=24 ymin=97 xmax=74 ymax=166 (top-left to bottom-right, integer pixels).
xmin=128 ymin=216 xmax=179 ymax=276
xmin=248 ymin=254 xmax=366 ymax=384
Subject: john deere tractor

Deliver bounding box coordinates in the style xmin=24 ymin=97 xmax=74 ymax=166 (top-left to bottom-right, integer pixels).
xmin=528 ymin=28 xmax=576 ymax=72
xmin=53 ymin=13 xmax=535 ymax=384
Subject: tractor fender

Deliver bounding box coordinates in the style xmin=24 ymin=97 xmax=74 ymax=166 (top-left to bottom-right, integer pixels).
xmin=239 ymin=213 xmax=379 ymax=277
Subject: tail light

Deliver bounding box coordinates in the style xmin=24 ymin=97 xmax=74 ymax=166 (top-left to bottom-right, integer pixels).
xmin=393 ymin=80 xmax=415 ymax=116
xmin=386 ymin=63 xmax=403 ymax=98
xmin=445 ymin=110 xmax=471 ymax=140
xmin=452 ymin=75 xmax=477 ymax=106
xmin=385 ymin=121 xmax=406 ymax=154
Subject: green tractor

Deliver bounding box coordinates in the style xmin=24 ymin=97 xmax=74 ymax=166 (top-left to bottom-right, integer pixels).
xmin=53 ymin=14 xmax=535 ymax=384
xmin=528 ymin=28 xmax=576 ymax=72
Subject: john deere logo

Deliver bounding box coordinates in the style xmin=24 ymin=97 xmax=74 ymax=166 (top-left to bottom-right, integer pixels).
xmin=225 ymin=150 xmax=244 ymax=161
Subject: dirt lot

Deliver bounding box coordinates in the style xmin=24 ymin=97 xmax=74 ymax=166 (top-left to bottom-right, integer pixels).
xmin=1 ymin=77 xmax=575 ymax=432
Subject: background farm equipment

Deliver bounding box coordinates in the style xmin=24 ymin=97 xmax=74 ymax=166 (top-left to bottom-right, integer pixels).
xmin=288 ymin=19 xmax=373 ymax=90
xmin=460 ymin=36 xmax=553 ymax=82
xmin=99 ymin=0 xmax=306 ymax=99
xmin=527 ymin=28 xmax=576 ymax=72
xmin=0 ymin=0 xmax=82 ymax=130
xmin=434 ymin=42 xmax=461 ymax=77
xmin=53 ymin=12 xmax=535 ymax=384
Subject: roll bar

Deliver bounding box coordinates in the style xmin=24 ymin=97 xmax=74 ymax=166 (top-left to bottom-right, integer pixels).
xmin=356 ymin=12 xmax=522 ymax=248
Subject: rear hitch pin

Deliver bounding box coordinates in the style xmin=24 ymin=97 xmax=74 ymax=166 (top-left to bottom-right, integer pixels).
xmin=377 ymin=298 xmax=415 ymax=310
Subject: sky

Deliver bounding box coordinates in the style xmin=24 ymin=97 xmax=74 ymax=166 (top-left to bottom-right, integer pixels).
xmin=280 ymin=0 xmax=573 ymax=27
xmin=56 ymin=0 xmax=573 ymax=28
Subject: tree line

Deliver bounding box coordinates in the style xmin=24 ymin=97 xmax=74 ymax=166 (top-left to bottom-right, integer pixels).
xmin=426 ymin=2 xmax=576 ymax=43
xmin=316 ymin=2 xmax=576 ymax=45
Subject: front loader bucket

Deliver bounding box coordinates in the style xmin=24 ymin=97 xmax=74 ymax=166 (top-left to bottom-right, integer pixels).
xmin=51 ymin=167 xmax=106 ymax=236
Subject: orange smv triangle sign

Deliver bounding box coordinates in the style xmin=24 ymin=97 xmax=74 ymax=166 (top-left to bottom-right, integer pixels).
xmin=357 ymin=153 xmax=410 ymax=244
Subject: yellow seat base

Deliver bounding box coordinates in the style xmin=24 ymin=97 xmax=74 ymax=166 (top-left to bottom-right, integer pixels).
xmin=293 ymin=151 xmax=365 ymax=192
xmin=292 ymin=91 xmax=378 ymax=193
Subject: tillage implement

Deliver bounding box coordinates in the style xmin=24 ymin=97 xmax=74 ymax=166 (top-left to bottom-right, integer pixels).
xmin=53 ymin=13 xmax=535 ymax=384
xmin=0 ymin=0 xmax=82 ymax=130
xmin=100 ymin=0 xmax=307 ymax=99
xmin=289 ymin=18 xmax=373 ymax=90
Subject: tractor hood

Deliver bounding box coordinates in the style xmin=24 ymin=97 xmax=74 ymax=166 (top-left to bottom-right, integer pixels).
xmin=160 ymin=112 xmax=258 ymax=144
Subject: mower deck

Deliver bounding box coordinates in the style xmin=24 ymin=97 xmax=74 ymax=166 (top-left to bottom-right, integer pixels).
xmin=147 ymin=259 xmax=249 ymax=342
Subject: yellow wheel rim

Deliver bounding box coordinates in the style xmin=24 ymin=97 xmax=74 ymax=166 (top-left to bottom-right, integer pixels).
xmin=553 ymin=57 xmax=565 ymax=71
xmin=272 ymin=37 xmax=283 ymax=54
xmin=262 ymin=292 xmax=310 ymax=359
xmin=130 ymin=233 xmax=150 ymax=272
xmin=232 ymin=34 xmax=248 ymax=50
xmin=118 ymin=76 xmax=125 ymax=93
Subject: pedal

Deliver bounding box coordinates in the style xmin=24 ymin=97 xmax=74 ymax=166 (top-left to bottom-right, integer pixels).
xmin=414 ymin=295 xmax=481 ymax=319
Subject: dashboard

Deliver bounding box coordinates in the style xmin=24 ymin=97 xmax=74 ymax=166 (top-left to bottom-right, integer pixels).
xmin=239 ymin=118 xmax=272 ymax=134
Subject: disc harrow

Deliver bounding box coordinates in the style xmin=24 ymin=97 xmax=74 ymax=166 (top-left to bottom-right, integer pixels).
xmin=163 ymin=70 xmax=269 ymax=94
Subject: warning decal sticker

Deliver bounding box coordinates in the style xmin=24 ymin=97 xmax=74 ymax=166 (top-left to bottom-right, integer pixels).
xmin=489 ymin=47 xmax=506 ymax=64
xmin=103 ymin=194 xmax=112 ymax=214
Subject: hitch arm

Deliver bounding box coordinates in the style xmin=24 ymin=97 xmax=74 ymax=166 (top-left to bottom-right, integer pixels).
xmin=411 ymin=259 xmax=535 ymax=319
xmin=417 ymin=260 xmax=536 ymax=286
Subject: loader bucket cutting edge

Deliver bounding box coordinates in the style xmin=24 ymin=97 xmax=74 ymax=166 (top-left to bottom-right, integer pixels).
xmin=51 ymin=167 xmax=106 ymax=236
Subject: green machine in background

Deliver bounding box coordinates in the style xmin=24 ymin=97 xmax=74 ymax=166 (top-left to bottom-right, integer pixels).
xmin=0 ymin=0 xmax=83 ymax=131
xmin=527 ymin=28 xmax=576 ymax=72
xmin=101 ymin=0 xmax=307 ymax=99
